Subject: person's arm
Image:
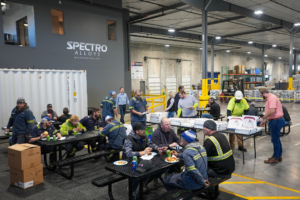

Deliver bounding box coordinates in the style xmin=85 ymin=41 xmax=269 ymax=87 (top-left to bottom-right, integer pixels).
xmin=172 ymin=131 xmax=181 ymax=144
xmin=148 ymin=139 xmax=159 ymax=151
xmin=41 ymin=111 xmax=46 ymax=119
xmin=129 ymin=99 xmax=142 ymax=116
xmin=79 ymin=122 xmax=87 ymax=133
xmin=227 ymin=99 xmax=234 ymax=117
xmin=28 ymin=127 xmax=44 ymax=143
xmin=116 ymin=94 xmax=119 ymax=109
xmin=166 ymin=98 xmax=175 ymax=111
xmin=53 ymin=111 xmax=58 ymax=118
xmin=98 ymin=124 xmax=111 ymax=137
xmin=113 ymin=99 xmax=118 ymax=117
xmin=25 ymin=110 xmax=34 ymax=134
xmin=100 ymin=99 xmax=104 ymax=108
xmin=123 ymin=138 xmax=141 ymax=158
xmin=6 ymin=113 xmax=14 ymax=130
xmin=177 ymin=108 xmax=182 ymax=117
xmin=60 ymin=123 xmax=71 ymax=136
xmin=126 ymin=94 xmax=129 ymax=105
xmin=243 ymin=99 xmax=250 ymax=111
xmin=193 ymin=102 xmax=198 ymax=109
xmin=184 ymin=152 xmax=206 ymax=185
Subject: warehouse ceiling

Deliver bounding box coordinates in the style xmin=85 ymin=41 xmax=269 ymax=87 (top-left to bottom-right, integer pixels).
xmin=122 ymin=0 xmax=300 ymax=61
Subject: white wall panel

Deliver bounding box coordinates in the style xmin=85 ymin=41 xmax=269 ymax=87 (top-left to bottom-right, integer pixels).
xmin=0 ymin=69 xmax=88 ymax=131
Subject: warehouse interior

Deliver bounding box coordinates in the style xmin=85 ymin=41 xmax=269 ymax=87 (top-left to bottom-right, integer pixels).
xmin=1 ymin=0 xmax=300 ymax=200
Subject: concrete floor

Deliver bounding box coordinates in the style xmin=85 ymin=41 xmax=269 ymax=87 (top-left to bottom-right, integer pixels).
xmin=0 ymin=101 xmax=300 ymax=200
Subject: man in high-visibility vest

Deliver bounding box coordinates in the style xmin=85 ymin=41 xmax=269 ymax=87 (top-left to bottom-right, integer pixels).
xmin=203 ymin=120 xmax=235 ymax=178
xmin=227 ymin=90 xmax=249 ymax=152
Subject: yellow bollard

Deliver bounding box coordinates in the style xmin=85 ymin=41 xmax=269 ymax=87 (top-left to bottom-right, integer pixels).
xmin=287 ymin=77 xmax=294 ymax=90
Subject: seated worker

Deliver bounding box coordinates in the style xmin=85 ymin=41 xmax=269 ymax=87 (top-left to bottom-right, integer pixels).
xmin=28 ymin=117 xmax=62 ymax=166
xmin=202 ymin=120 xmax=235 ymax=177
xmin=245 ymin=99 xmax=258 ymax=116
xmin=41 ymin=104 xmax=58 ymax=120
xmin=60 ymin=115 xmax=86 ymax=158
xmin=98 ymin=116 xmax=126 ymax=161
xmin=152 ymin=117 xmax=180 ymax=148
xmin=163 ymin=130 xmax=209 ymax=191
xmin=57 ymin=107 xmax=72 ymax=123
xmin=123 ymin=122 xmax=168 ymax=198
xmin=201 ymin=97 xmax=221 ymax=119
xmin=80 ymin=107 xmax=103 ymax=152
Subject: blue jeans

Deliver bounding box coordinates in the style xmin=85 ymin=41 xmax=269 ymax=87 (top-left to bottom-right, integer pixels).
xmin=201 ymin=113 xmax=214 ymax=119
xmin=119 ymin=105 xmax=126 ymax=124
xmin=268 ymin=118 xmax=285 ymax=160
xmin=167 ymin=111 xmax=175 ymax=118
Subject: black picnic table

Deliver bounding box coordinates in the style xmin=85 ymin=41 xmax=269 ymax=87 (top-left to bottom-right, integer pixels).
xmin=196 ymin=108 xmax=211 ymax=118
xmin=51 ymin=120 xmax=62 ymax=129
xmin=105 ymin=153 xmax=183 ymax=200
xmin=37 ymin=131 xmax=100 ymax=172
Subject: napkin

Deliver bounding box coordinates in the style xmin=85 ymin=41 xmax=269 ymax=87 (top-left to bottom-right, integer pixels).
xmin=140 ymin=155 xmax=154 ymax=160
xmin=58 ymin=137 xmax=66 ymax=140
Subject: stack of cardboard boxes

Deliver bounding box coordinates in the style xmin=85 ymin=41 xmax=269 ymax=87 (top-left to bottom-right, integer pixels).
xmin=8 ymin=144 xmax=43 ymax=189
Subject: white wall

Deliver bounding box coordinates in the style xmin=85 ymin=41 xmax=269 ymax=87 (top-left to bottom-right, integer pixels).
xmin=131 ymin=43 xmax=290 ymax=91
xmin=2 ymin=1 xmax=36 ymax=47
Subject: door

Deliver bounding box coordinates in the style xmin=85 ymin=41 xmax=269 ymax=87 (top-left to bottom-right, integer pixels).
xmin=16 ymin=16 xmax=29 ymax=46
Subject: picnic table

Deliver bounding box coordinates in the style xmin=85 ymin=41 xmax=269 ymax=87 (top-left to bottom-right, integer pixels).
xmin=52 ymin=120 xmax=62 ymax=129
xmin=105 ymin=153 xmax=183 ymax=200
xmin=196 ymin=108 xmax=211 ymax=118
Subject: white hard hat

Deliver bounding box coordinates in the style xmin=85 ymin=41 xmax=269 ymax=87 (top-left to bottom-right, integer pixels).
xmin=235 ymin=90 xmax=243 ymax=100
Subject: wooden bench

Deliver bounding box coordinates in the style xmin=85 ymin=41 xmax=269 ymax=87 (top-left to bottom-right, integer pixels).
xmin=92 ymin=173 xmax=127 ymax=200
xmin=153 ymin=176 xmax=231 ymax=200
xmin=265 ymin=121 xmax=292 ymax=136
xmin=54 ymin=149 xmax=120 ymax=179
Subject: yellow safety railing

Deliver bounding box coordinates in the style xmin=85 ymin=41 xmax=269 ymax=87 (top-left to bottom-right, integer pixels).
xmin=141 ymin=88 xmax=167 ymax=113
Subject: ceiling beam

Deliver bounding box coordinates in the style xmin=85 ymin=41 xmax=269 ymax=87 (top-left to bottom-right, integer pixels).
xmin=222 ymin=27 xmax=282 ymax=38
xmin=180 ymin=0 xmax=299 ymax=32
xmin=178 ymin=16 xmax=246 ymax=31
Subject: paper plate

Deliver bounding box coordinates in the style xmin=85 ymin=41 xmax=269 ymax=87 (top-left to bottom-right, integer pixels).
xmin=113 ymin=160 xmax=128 ymax=166
xmin=165 ymin=158 xmax=179 ymax=163
xmin=145 ymin=152 xmax=157 ymax=156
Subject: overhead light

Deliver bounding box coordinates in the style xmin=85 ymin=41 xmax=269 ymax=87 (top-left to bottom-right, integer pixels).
xmin=247 ymin=52 xmax=251 ymax=54
xmin=264 ymin=55 xmax=268 ymax=57
xmin=1 ymin=1 xmax=6 ymax=6
xmin=168 ymin=29 xmax=175 ymax=32
xmin=295 ymin=23 xmax=300 ymax=26
xmin=24 ymin=23 xmax=28 ymax=26
xmin=293 ymin=47 xmax=295 ymax=49
xmin=226 ymin=50 xmax=230 ymax=52
xmin=248 ymin=41 xmax=253 ymax=44
xmin=165 ymin=44 xmax=170 ymax=47
xmin=199 ymin=48 xmax=202 ymax=50
xmin=279 ymin=57 xmax=282 ymax=59
xmin=272 ymin=44 xmax=277 ymax=47
xmin=254 ymin=10 xmax=263 ymax=15
xmin=215 ymin=36 xmax=221 ymax=40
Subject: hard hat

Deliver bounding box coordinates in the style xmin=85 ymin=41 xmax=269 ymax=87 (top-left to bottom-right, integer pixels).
xmin=235 ymin=90 xmax=243 ymax=100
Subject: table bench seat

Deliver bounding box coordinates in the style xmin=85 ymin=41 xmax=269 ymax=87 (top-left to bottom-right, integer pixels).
xmin=153 ymin=176 xmax=231 ymax=200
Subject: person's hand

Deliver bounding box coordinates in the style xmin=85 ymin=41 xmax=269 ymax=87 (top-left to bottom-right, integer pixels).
xmin=40 ymin=133 xmax=46 ymax=138
xmin=169 ymin=142 xmax=178 ymax=148
xmin=171 ymin=150 xmax=178 ymax=157
xmin=189 ymin=106 xmax=194 ymax=110
xmin=47 ymin=114 xmax=52 ymax=118
xmin=4 ymin=129 xmax=10 ymax=133
xmin=59 ymin=114 xmax=63 ymax=117
xmin=116 ymin=114 xmax=118 ymax=118
xmin=143 ymin=147 xmax=152 ymax=154
xmin=205 ymin=180 xmax=210 ymax=187
xmin=73 ymin=128 xmax=79 ymax=132
xmin=146 ymin=111 xmax=150 ymax=114
xmin=138 ymin=112 xmax=144 ymax=116
xmin=260 ymin=121 xmax=266 ymax=127
xmin=162 ymin=146 xmax=168 ymax=151
xmin=56 ymin=133 xmax=62 ymax=139
xmin=53 ymin=117 xmax=57 ymax=120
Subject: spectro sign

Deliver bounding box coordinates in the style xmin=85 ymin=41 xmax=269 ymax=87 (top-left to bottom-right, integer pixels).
xmin=66 ymin=41 xmax=108 ymax=60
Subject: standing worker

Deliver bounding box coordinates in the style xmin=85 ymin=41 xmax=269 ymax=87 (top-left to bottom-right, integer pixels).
xmin=174 ymin=86 xmax=185 ymax=116
xmin=129 ymin=90 xmax=149 ymax=127
xmin=165 ymin=91 xmax=176 ymax=118
xmin=116 ymin=87 xmax=129 ymax=124
xmin=5 ymin=97 xmax=34 ymax=144
xmin=258 ymin=88 xmax=284 ymax=164
xmin=227 ymin=90 xmax=249 ymax=152
xmin=177 ymin=91 xmax=198 ymax=118
xmin=100 ymin=91 xmax=118 ymax=127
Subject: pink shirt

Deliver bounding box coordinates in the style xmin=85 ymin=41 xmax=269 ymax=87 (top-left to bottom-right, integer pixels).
xmin=265 ymin=93 xmax=283 ymax=119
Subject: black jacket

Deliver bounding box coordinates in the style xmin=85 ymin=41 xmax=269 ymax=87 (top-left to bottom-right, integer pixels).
xmin=204 ymin=132 xmax=235 ymax=175
xmin=152 ymin=125 xmax=180 ymax=147
xmin=245 ymin=106 xmax=258 ymax=116
xmin=282 ymin=106 xmax=291 ymax=122
xmin=174 ymin=92 xmax=180 ymax=111
xmin=57 ymin=114 xmax=72 ymax=123
xmin=167 ymin=97 xmax=177 ymax=112
xmin=208 ymin=102 xmax=220 ymax=119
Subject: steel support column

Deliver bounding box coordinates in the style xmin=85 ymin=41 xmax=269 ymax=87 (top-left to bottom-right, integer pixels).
xmin=289 ymin=32 xmax=294 ymax=77
xmin=202 ymin=9 xmax=208 ymax=79
xmin=294 ymin=50 xmax=297 ymax=75
xmin=262 ymin=47 xmax=265 ymax=86
xmin=211 ymin=42 xmax=214 ymax=86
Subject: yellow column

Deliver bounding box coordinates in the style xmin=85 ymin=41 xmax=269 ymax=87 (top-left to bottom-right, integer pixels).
xmin=152 ymin=99 xmax=154 ymax=113
xmin=287 ymin=77 xmax=294 ymax=90
xmin=149 ymin=89 xmax=151 ymax=94
xmin=199 ymin=79 xmax=210 ymax=109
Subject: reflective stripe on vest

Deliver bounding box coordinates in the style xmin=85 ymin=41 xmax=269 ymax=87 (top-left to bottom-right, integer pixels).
xmin=206 ymin=136 xmax=233 ymax=161
xmin=65 ymin=122 xmax=80 ymax=135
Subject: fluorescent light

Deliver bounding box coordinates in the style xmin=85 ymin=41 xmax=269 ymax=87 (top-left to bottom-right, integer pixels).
xmin=248 ymin=41 xmax=253 ymax=44
xmin=215 ymin=36 xmax=221 ymax=40
xmin=254 ymin=10 xmax=263 ymax=15
xmin=24 ymin=24 xmax=28 ymax=26
xmin=165 ymin=45 xmax=170 ymax=47
xmin=295 ymin=23 xmax=300 ymax=26
xmin=293 ymin=47 xmax=295 ymax=49
xmin=264 ymin=55 xmax=268 ymax=57
xmin=1 ymin=1 xmax=6 ymax=6
xmin=279 ymin=57 xmax=282 ymax=59
xmin=226 ymin=50 xmax=230 ymax=52
xmin=168 ymin=29 xmax=175 ymax=32
xmin=199 ymin=48 xmax=202 ymax=50
xmin=272 ymin=44 xmax=276 ymax=47
xmin=247 ymin=52 xmax=251 ymax=54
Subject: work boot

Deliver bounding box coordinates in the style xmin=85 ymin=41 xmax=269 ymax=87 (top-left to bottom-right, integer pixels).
xmin=238 ymin=146 xmax=247 ymax=152
xmin=152 ymin=178 xmax=159 ymax=189
xmin=268 ymin=156 xmax=282 ymax=162
xmin=264 ymin=157 xmax=279 ymax=164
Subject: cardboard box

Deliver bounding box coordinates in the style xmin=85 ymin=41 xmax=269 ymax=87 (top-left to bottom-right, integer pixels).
xmin=10 ymin=164 xmax=43 ymax=189
xmin=8 ymin=144 xmax=41 ymax=170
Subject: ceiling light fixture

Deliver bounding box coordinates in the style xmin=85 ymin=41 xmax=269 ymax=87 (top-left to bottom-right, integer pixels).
xmin=165 ymin=45 xmax=170 ymax=47
xmin=215 ymin=36 xmax=221 ymax=39
xmin=247 ymin=52 xmax=251 ymax=54
xmin=295 ymin=23 xmax=300 ymax=26
xmin=293 ymin=47 xmax=295 ymax=49
xmin=1 ymin=1 xmax=6 ymax=6
xmin=226 ymin=50 xmax=230 ymax=52
xmin=272 ymin=44 xmax=277 ymax=47
xmin=24 ymin=23 xmax=28 ymax=26
xmin=279 ymin=57 xmax=282 ymax=59
xmin=264 ymin=55 xmax=268 ymax=57
xmin=199 ymin=48 xmax=202 ymax=50
xmin=248 ymin=41 xmax=253 ymax=44
xmin=168 ymin=29 xmax=175 ymax=32
xmin=254 ymin=10 xmax=263 ymax=15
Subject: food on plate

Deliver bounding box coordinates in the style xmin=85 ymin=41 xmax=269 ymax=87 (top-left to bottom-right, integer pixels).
xmin=117 ymin=161 xmax=127 ymax=165
xmin=166 ymin=157 xmax=178 ymax=162
xmin=147 ymin=153 xmax=152 ymax=156
xmin=171 ymin=150 xmax=176 ymax=155
xmin=44 ymin=131 xmax=48 ymax=135
xmin=99 ymin=127 xmax=103 ymax=130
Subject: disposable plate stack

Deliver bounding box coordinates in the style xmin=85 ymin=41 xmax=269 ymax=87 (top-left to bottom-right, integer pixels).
xmin=235 ymin=127 xmax=257 ymax=135
xmin=215 ymin=121 xmax=227 ymax=131
xmin=194 ymin=118 xmax=213 ymax=129
xmin=282 ymin=90 xmax=293 ymax=102
xmin=149 ymin=112 xmax=167 ymax=123
xmin=295 ymin=91 xmax=300 ymax=103
xmin=170 ymin=118 xmax=186 ymax=126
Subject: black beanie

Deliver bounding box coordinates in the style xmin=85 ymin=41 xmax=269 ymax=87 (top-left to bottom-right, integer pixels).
xmin=203 ymin=120 xmax=217 ymax=130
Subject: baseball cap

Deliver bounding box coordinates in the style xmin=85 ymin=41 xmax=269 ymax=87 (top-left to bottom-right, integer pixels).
xmin=136 ymin=160 xmax=153 ymax=173
xmin=41 ymin=117 xmax=51 ymax=123
xmin=105 ymin=115 xmax=113 ymax=121
xmin=47 ymin=104 xmax=53 ymax=107
xmin=110 ymin=91 xmax=116 ymax=95
xmin=16 ymin=97 xmax=26 ymax=104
